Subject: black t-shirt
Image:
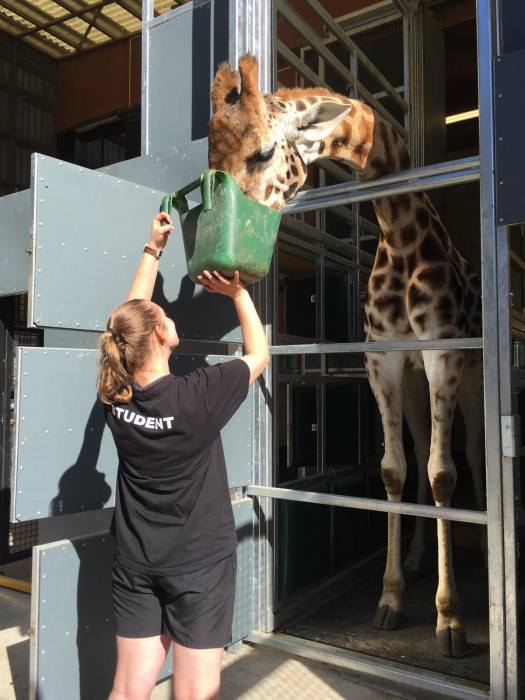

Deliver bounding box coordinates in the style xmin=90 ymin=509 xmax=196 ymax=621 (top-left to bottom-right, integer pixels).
xmin=104 ymin=358 xmax=250 ymax=575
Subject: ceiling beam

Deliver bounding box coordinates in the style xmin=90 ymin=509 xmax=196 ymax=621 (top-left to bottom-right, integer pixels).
xmin=2 ymin=0 xmax=99 ymax=50
xmin=0 ymin=15 xmax=71 ymax=58
xmin=114 ymin=0 xmax=142 ymax=21
xmin=48 ymin=0 xmax=130 ymax=41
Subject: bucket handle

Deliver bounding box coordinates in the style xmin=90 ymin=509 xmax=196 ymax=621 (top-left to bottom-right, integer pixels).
xmin=160 ymin=170 xmax=224 ymax=224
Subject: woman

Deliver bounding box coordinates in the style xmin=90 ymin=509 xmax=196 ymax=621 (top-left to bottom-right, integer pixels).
xmin=96 ymin=212 xmax=270 ymax=700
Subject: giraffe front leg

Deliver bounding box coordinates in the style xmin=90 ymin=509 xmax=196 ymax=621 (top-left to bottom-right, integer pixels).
xmin=423 ymin=349 xmax=467 ymax=657
xmin=401 ymin=367 xmax=430 ymax=580
xmin=366 ymin=351 xmax=406 ymax=631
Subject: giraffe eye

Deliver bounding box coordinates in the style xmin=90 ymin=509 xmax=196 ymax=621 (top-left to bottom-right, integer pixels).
xmin=246 ymin=145 xmax=275 ymax=165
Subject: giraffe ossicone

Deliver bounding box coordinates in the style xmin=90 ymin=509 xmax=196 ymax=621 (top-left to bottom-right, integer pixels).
xmin=209 ymin=54 xmax=485 ymax=659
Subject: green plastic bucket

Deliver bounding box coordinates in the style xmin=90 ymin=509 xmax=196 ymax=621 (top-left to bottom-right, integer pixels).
xmin=161 ymin=169 xmax=281 ymax=285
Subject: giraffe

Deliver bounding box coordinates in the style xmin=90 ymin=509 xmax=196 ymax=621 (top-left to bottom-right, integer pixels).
xmin=208 ymin=54 xmax=485 ymax=658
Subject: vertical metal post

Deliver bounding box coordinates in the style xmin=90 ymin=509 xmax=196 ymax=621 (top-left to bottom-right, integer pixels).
xmin=252 ymin=261 xmax=277 ymax=633
xmin=141 ymin=0 xmax=155 ymax=155
xmin=229 ymin=0 xmax=274 ymax=92
xmin=477 ymin=0 xmax=512 ymax=697
xmin=404 ymin=2 xmax=425 ymax=167
xmin=244 ymin=0 xmax=276 ymax=633
xmin=496 ymin=224 xmax=520 ymax=700
xmin=0 ymin=297 xmax=15 ymax=563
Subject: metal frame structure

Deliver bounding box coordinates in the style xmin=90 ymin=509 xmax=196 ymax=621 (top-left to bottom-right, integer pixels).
xmin=0 ymin=0 xmax=520 ymax=698
xmin=234 ymin=1 xmax=521 ymax=699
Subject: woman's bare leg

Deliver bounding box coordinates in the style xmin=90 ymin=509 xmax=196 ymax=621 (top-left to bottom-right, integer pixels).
xmin=109 ymin=634 xmax=171 ymax=700
xmin=171 ymin=642 xmax=223 ymax=700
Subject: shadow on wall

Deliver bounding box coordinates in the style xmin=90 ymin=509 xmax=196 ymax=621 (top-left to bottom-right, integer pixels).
xmin=49 ymin=400 xmax=112 ymax=517
xmin=153 ymin=272 xmax=240 ymax=351
xmin=72 ymin=533 xmax=116 ymax=700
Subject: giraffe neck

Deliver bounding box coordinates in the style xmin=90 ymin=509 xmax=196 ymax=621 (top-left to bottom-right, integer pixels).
xmin=297 ymin=104 xmax=436 ymax=251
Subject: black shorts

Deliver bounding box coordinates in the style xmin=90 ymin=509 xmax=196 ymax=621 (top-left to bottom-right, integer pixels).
xmin=112 ymin=552 xmax=237 ymax=649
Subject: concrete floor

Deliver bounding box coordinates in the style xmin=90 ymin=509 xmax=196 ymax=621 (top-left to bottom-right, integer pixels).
xmin=0 ymin=557 xmax=466 ymax=700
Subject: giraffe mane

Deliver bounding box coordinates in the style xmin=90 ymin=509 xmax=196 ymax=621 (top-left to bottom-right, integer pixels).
xmin=275 ymin=86 xmax=339 ymax=101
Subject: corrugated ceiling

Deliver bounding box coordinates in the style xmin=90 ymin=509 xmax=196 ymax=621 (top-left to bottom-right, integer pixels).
xmin=0 ymin=1 xmax=190 ymax=59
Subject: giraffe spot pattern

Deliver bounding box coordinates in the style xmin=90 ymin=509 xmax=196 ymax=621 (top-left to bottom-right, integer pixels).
xmin=414 ymin=313 xmax=427 ymax=330
xmin=436 ymin=295 xmax=454 ymax=323
xmin=391 ymin=255 xmax=404 ymax=274
xmin=408 ymin=284 xmax=431 ymax=309
xmin=368 ymin=312 xmax=385 ymax=332
xmin=417 ymin=266 xmax=447 ymax=290
xmin=400 ymin=223 xmax=417 ymax=246
xmin=420 ymin=233 xmax=447 ymax=262
xmin=388 ymin=276 xmax=404 ymax=292
xmin=371 ymin=274 xmax=386 ymax=292
xmin=284 ymin=182 xmax=298 ymax=199
xmin=415 ymin=207 xmax=430 ymax=229
xmin=376 ymin=248 xmax=388 ymax=268
xmin=406 ymin=253 xmax=417 ymax=277
xmin=373 ymin=294 xmax=405 ymax=324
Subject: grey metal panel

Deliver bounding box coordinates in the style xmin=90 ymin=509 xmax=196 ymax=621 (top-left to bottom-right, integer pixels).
xmin=31 ymin=532 xmax=172 ymax=700
xmin=0 ymin=189 xmax=31 ymax=296
xmin=30 ymin=153 xmax=242 ymax=343
xmin=43 ymin=328 xmax=100 ymax=349
xmin=232 ymin=499 xmax=254 ymax=642
xmin=12 ymin=349 xmax=253 ymax=521
xmin=501 ymin=0 xmax=525 ymax=55
xmin=494 ymin=49 xmax=525 ymax=225
xmin=144 ymin=0 xmax=230 ymax=153
xmin=100 ymin=140 xmax=208 ymax=196
xmin=31 ymin=505 xmax=254 ymax=698
xmin=38 ymin=508 xmax=114 ymax=546
xmin=12 ymin=347 xmax=117 ymax=522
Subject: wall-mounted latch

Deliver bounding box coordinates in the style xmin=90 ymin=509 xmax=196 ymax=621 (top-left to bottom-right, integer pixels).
xmin=501 ymin=415 xmax=520 ymax=458
xmin=310 ymin=295 xmax=317 ymax=304
xmin=311 ymin=424 xmax=318 ymax=432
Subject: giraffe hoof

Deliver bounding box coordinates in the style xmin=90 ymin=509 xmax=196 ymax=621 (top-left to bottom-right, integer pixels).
xmin=436 ymin=628 xmax=467 ymax=657
xmin=372 ymin=605 xmax=402 ymax=631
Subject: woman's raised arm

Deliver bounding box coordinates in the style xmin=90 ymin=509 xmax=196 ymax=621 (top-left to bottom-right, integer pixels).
xmin=126 ymin=212 xmax=174 ymax=302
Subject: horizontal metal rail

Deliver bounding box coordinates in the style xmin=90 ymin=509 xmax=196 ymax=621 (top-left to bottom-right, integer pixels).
xmin=269 ymin=337 xmax=483 ymax=355
xmin=276 ymin=0 xmax=407 ymax=137
xmin=246 ymin=632 xmax=490 ymax=700
xmin=279 ymin=215 xmax=377 ymax=269
xmin=283 ymin=157 xmax=480 ymax=215
xmin=300 ymin=0 xmax=408 ymax=113
xmin=246 ymin=486 xmax=488 ymax=525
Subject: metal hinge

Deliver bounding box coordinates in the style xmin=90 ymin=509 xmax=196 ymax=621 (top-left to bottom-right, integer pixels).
xmin=501 ymin=415 xmax=520 ymax=458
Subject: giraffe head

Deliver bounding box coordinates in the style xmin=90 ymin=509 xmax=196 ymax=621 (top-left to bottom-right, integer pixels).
xmin=208 ymin=54 xmax=358 ymax=210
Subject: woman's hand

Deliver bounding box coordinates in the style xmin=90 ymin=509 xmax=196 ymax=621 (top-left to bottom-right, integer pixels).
xmin=148 ymin=212 xmax=174 ymax=252
xmin=198 ymin=270 xmax=246 ymax=298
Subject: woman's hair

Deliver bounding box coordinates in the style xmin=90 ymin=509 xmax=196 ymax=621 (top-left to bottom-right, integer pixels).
xmin=96 ymin=299 xmax=162 ymax=404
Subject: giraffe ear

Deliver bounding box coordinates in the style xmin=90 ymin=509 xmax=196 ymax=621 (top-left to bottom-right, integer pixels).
xmin=286 ymin=99 xmax=352 ymax=143
xmin=211 ymin=63 xmax=240 ymax=113
xmin=238 ymin=54 xmax=260 ymax=97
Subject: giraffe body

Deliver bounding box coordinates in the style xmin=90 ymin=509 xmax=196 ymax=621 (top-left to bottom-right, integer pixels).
xmin=209 ymin=55 xmax=485 ymax=657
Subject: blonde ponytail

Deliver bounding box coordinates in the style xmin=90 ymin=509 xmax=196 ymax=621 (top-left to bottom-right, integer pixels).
xmin=96 ymin=299 xmax=161 ymax=404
